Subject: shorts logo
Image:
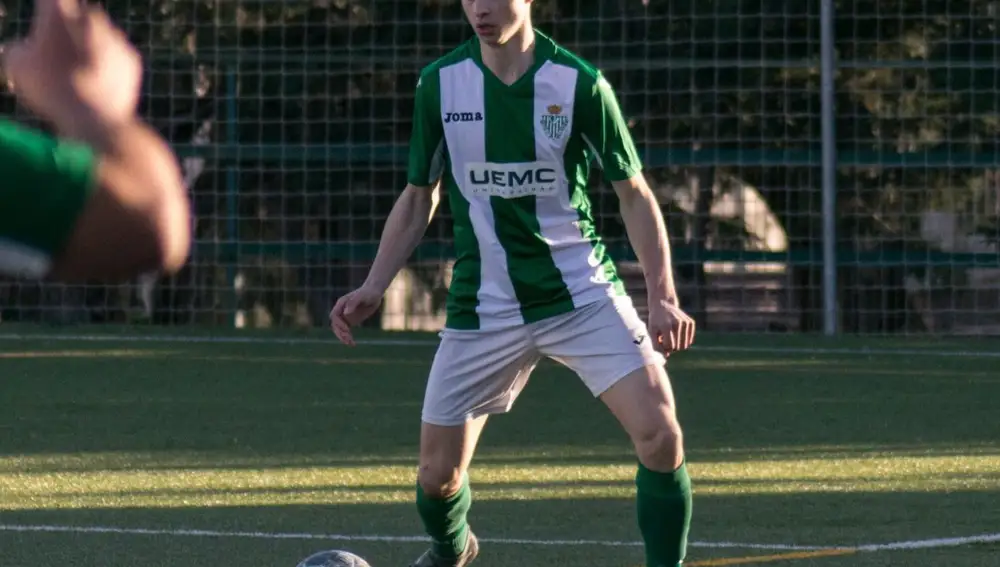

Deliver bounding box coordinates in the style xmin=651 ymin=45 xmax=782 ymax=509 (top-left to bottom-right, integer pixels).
xmin=540 ymin=104 xmax=570 ymax=140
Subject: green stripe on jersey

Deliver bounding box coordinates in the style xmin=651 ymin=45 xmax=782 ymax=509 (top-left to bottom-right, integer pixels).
xmin=481 ymin=63 xmax=574 ymax=323
xmin=445 ymin=171 xmax=482 ymax=330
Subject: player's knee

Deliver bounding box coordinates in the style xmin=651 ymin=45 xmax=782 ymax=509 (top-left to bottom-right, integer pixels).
xmin=417 ymin=461 xmax=465 ymax=499
xmin=632 ymin=419 xmax=684 ymax=472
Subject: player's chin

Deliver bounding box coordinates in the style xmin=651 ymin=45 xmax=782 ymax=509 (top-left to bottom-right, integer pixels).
xmin=475 ymin=30 xmax=503 ymax=45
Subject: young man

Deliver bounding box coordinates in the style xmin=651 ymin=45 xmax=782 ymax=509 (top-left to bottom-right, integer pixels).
xmin=0 ymin=0 xmax=190 ymax=282
xmin=330 ymin=1 xmax=695 ymax=565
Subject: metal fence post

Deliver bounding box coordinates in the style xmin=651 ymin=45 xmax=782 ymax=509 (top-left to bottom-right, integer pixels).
xmin=226 ymin=67 xmax=240 ymax=326
xmin=820 ymin=0 xmax=838 ymax=336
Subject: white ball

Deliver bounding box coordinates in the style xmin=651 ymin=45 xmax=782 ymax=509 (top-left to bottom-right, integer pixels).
xmin=295 ymin=549 xmax=372 ymax=567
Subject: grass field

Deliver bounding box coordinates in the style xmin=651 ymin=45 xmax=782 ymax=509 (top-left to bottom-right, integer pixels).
xmin=1 ymin=327 xmax=999 ymax=566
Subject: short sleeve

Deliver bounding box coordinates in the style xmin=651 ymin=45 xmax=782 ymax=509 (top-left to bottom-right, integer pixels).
xmin=0 ymin=119 xmax=97 ymax=260
xmin=406 ymin=71 xmax=446 ymax=187
xmin=577 ymin=74 xmax=643 ymax=182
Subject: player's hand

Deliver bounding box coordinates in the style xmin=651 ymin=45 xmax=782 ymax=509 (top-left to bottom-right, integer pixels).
xmin=2 ymin=0 xmax=142 ymax=137
xmin=329 ymin=285 xmax=384 ymax=346
xmin=647 ymin=298 xmax=696 ymax=355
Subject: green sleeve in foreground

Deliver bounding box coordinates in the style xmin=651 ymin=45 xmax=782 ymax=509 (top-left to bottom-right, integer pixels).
xmin=0 ymin=119 xmax=98 ymax=267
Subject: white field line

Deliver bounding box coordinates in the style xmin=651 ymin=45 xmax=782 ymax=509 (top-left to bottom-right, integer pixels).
xmin=854 ymin=532 xmax=1000 ymax=552
xmin=2 ymin=332 xmax=1000 ymax=359
xmin=0 ymin=523 xmax=827 ymax=550
xmin=1 ymin=524 xmax=998 ymax=554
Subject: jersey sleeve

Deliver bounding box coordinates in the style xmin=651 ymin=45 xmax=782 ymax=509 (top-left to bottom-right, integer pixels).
xmin=0 ymin=119 xmax=97 ymax=276
xmin=577 ymin=74 xmax=643 ymax=182
xmin=406 ymin=70 xmax=446 ymax=187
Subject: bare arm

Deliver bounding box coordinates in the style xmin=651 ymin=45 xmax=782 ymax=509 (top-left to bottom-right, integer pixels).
xmin=582 ymin=71 xmax=694 ymax=351
xmin=613 ymin=174 xmax=678 ymax=304
xmin=330 ymin=66 xmax=444 ymax=344
xmin=329 ymin=181 xmax=440 ymax=345
xmin=362 ymin=182 xmax=441 ymax=292
xmin=49 ymin=119 xmax=191 ymax=281
xmin=360 ymin=63 xmax=444 ymax=292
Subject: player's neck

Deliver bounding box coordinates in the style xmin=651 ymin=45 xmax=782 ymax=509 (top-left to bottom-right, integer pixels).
xmin=479 ymin=25 xmax=536 ymax=86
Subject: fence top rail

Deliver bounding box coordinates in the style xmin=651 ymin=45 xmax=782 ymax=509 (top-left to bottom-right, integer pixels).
xmin=144 ymin=50 xmax=999 ymax=71
xmin=171 ymin=143 xmax=1000 ymax=168
xmin=189 ymin=241 xmax=1000 ymax=268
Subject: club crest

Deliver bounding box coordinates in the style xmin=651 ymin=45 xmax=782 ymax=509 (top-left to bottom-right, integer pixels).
xmin=540 ymin=104 xmax=569 ymax=141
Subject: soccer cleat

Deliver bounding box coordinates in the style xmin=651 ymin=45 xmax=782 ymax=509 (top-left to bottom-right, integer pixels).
xmin=409 ymin=531 xmax=479 ymax=567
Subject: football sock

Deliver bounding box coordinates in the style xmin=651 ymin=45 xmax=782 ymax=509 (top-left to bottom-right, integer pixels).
xmin=416 ymin=472 xmax=472 ymax=559
xmin=636 ymin=461 xmax=693 ymax=567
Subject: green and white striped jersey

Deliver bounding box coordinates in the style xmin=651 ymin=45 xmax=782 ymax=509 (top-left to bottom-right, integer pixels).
xmin=407 ymin=30 xmax=642 ymax=331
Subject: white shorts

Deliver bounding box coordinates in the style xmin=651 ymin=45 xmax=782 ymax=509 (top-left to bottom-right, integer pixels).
xmin=421 ymin=297 xmax=667 ymax=426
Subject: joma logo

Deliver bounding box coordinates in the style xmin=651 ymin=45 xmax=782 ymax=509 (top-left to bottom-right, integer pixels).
xmin=444 ymin=111 xmax=484 ymax=123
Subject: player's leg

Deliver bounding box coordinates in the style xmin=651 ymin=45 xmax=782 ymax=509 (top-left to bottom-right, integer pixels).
xmin=532 ymin=299 xmax=692 ymax=567
xmin=601 ymin=365 xmax=691 ymax=567
xmin=415 ymin=417 xmax=488 ymax=565
xmin=414 ymin=326 xmax=540 ymax=566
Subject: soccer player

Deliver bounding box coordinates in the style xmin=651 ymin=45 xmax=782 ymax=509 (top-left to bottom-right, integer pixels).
xmin=330 ymin=1 xmax=695 ymax=565
xmin=0 ymin=0 xmax=190 ymax=282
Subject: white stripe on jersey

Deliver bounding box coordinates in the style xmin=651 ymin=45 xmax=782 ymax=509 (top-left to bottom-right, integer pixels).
xmin=532 ymin=63 xmax=618 ymax=307
xmin=440 ymin=60 xmax=521 ymax=329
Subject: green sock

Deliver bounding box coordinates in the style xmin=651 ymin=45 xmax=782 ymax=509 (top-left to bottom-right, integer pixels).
xmin=416 ymin=473 xmax=472 ymax=559
xmin=636 ymin=461 xmax=693 ymax=567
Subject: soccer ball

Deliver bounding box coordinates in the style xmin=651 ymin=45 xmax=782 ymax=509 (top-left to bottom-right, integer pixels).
xmin=295 ymin=549 xmax=372 ymax=567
